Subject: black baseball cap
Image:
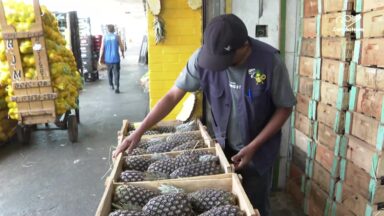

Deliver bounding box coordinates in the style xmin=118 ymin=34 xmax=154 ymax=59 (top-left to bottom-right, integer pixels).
xmin=198 ymin=14 xmax=248 ymax=71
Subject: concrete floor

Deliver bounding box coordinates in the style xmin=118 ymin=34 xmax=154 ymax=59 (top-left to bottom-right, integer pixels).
xmin=0 ymin=45 xmax=304 ymax=216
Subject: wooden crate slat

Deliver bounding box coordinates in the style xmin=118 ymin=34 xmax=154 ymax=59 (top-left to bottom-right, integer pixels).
xmin=321 ymin=12 xmax=352 ymax=37
xmin=349 ymin=63 xmax=384 ymax=91
xmin=317 ymin=81 xmax=349 ymax=110
xmin=340 ymin=158 xmax=384 ymax=204
xmin=306 ymin=180 xmax=331 ymax=216
xmin=311 ymin=161 xmax=336 ymax=196
xmin=294 ymin=111 xmax=314 ymax=138
xmin=329 ymin=201 xmax=356 ymax=216
xmin=321 ymin=0 xmax=354 ymax=13
xmin=299 ymin=56 xmax=321 ymax=79
xmin=292 ymin=145 xmax=308 ymax=173
xmin=314 ymin=122 xmax=344 ymax=154
xmin=349 ymin=86 xmax=384 ymax=121
xmin=304 ymin=0 xmax=319 ymax=17
xmin=296 ymin=93 xmax=313 ymax=119
xmin=360 ymin=38 xmax=384 ymax=67
xmin=303 ymin=16 xmax=321 ymax=38
xmin=297 ymin=75 xmax=314 ymax=98
xmin=301 ymin=37 xmax=321 ymax=58
xmin=362 ymin=9 xmax=384 ymax=38
xmin=315 ymin=142 xmax=339 ymax=176
xmin=322 ymin=37 xmax=354 ymax=61
xmin=317 ymin=102 xmax=346 ymax=134
xmin=356 ymin=0 xmax=384 ymax=13
xmin=293 ymin=128 xmax=315 ymax=159
xmin=321 ymin=58 xmax=349 ymax=87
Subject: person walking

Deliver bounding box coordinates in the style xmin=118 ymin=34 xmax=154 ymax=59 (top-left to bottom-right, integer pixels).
xmin=113 ymin=14 xmax=296 ymax=216
xmin=99 ymin=24 xmax=125 ymax=93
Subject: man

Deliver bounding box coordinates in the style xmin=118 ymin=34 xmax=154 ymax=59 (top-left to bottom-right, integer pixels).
xmin=113 ymin=14 xmax=295 ymax=216
xmin=99 ymin=25 xmax=125 ymax=93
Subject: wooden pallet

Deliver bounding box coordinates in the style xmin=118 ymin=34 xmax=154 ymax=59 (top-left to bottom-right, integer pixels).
xmin=294 ymin=75 xmax=314 ymax=98
xmin=313 ymin=81 xmax=349 ymax=110
xmin=302 ymin=16 xmax=321 ymax=38
xmin=349 ymin=63 xmax=384 ymax=91
xmin=320 ymin=58 xmax=349 ymax=87
xmin=344 ymin=135 xmax=384 ymax=178
xmin=340 ymin=158 xmax=384 ymax=204
xmin=321 ymin=12 xmax=353 ymax=37
xmin=354 ymin=39 xmax=384 ymax=68
xmin=321 ymin=0 xmax=355 ymax=13
xmin=335 ymin=181 xmax=384 ymax=216
xmin=293 ymin=111 xmax=314 ymax=138
xmin=322 ymin=37 xmax=354 ymax=61
xmin=299 ymin=56 xmax=321 ymax=79
xmin=313 ymin=121 xmax=344 ymax=153
xmin=108 ymin=144 xmax=233 ymax=184
xmin=359 ymin=9 xmax=384 ymax=38
xmin=349 ymin=86 xmax=384 ymax=121
xmin=300 ymin=37 xmax=321 ymax=58
xmin=0 ymin=0 xmax=56 ymax=125
xmin=316 ymin=102 xmax=346 ymax=134
xmin=315 ymin=142 xmax=340 ymax=177
xmin=345 ymin=111 xmax=383 ymax=149
xmin=96 ymin=174 xmax=259 ymax=216
xmin=303 ymin=0 xmax=319 ymax=18
xmin=355 ymin=0 xmax=384 ymax=13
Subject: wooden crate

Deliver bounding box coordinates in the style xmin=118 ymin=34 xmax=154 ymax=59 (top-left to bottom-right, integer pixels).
xmin=314 ymin=122 xmax=345 ymax=154
xmin=340 ymin=158 xmax=384 ymax=204
xmin=349 ymin=64 xmax=384 ymax=91
xmin=356 ymin=0 xmax=384 ymax=13
xmin=301 ymin=38 xmax=321 ymax=58
xmin=0 ymin=0 xmax=57 ymax=125
xmin=304 ymin=0 xmax=319 ymax=18
xmin=310 ymin=161 xmax=337 ymax=196
xmin=299 ymin=56 xmax=321 ymax=79
xmin=108 ymin=144 xmax=233 ymax=183
xmin=302 ymin=16 xmax=320 ymax=38
xmin=292 ymin=128 xmax=315 ymax=159
xmin=313 ymin=81 xmax=349 ymax=110
xmin=315 ymin=142 xmax=340 ymax=177
xmin=345 ymin=111 xmax=383 ymax=148
xmin=296 ymin=93 xmax=316 ymax=120
xmin=329 ymin=201 xmax=356 ymax=216
xmin=293 ymin=111 xmax=314 ymax=138
xmin=357 ymin=38 xmax=384 ymax=67
xmin=322 ymin=37 xmax=354 ymax=61
xmin=349 ymin=86 xmax=384 ymax=121
xmin=294 ymin=75 xmax=314 ymax=98
xmin=286 ymin=163 xmax=305 ymax=206
xmin=320 ymin=58 xmax=349 ymax=87
xmin=321 ymin=0 xmax=355 ymax=13
xmin=304 ymin=180 xmax=331 ymax=216
xmin=335 ymin=181 xmax=384 ymax=216
xmin=361 ymin=9 xmax=384 ymax=38
xmin=316 ymin=102 xmax=346 ymax=134
xmin=291 ymin=145 xmax=308 ymax=173
xmin=96 ymin=174 xmax=259 ymax=216
xmin=321 ymin=12 xmax=353 ymax=37
xmin=345 ymin=135 xmax=384 ymax=177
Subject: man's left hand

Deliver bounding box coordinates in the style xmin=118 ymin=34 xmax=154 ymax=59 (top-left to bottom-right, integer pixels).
xmin=231 ymin=146 xmax=256 ymax=171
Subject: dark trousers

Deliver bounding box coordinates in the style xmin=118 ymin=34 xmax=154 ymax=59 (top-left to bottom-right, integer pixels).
xmin=107 ymin=63 xmax=120 ymax=89
xmin=224 ymin=147 xmax=272 ymax=216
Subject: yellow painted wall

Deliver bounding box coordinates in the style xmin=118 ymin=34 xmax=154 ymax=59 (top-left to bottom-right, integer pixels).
xmin=147 ymin=0 xmax=202 ymax=120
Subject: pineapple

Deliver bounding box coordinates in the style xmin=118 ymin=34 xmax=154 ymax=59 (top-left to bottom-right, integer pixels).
xmin=199 ymin=205 xmax=246 ymax=216
xmin=169 ymin=161 xmax=222 ymax=178
xmin=137 ymin=137 xmax=166 ymax=149
xmin=120 ymin=170 xmax=168 ymax=182
xmin=188 ymin=188 xmax=237 ymax=213
xmin=146 ymin=141 xmax=179 ymax=153
xmin=153 ymin=125 xmax=176 ymax=133
xmin=147 ymin=155 xmax=200 ymax=175
xmin=166 ymin=131 xmax=203 ymax=144
xmin=109 ymin=209 xmax=146 ymax=216
xmin=131 ymin=148 xmax=147 ymax=156
xmin=178 ymin=150 xmax=214 ymax=158
xmin=175 ymin=120 xmax=199 ymax=132
xmin=125 ymin=156 xmax=157 ymax=172
xmin=143 ymin=193 xmax=194 ymax=216
xmin=128 ymin=130 xmax=160 ymax=136
xmin=113 ymin=185 xmax=159 ymax=210
xmin=171 ymin=140 xmax=204 ymax=151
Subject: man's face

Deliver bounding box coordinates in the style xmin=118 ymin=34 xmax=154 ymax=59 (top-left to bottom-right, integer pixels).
xmin=231 ymin=41 xmax=250 ymax=67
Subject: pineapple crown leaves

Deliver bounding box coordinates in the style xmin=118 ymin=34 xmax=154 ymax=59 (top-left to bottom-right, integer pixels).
xmin=150 ymin=153 xmax=170 ymax=161
xmin=198 ymin=155 xmax=219 ymax=163
xmin=158 ymin=184 xmax=185 ymax=194
xmin=111 ymin=201 xmax=142 ymax=211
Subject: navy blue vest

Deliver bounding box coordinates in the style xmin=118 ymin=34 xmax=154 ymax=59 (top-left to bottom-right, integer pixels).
xmin=199 ymin=38 xmax=282 ymax=175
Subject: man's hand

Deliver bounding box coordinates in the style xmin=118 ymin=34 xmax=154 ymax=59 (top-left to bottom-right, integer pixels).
xmin=231 ymin=146 xmax=256 ymax=171
xmin=113 ymin=132 xmax=142 ymax=158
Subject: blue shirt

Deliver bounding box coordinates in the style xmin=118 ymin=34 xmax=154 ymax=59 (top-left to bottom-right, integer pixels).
xmin=103 ymin=33 xmax=120 ymax=64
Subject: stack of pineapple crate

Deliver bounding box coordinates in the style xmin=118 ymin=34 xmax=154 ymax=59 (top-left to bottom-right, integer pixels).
xmin=96 ymin=119 xmax=259 ymax=216
xmin=288 ymin=0 xmax=384 ymax=215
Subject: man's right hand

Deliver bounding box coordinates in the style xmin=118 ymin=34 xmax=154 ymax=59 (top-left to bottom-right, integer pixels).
xmin=113 ymin=132 xmax=142 ymax=158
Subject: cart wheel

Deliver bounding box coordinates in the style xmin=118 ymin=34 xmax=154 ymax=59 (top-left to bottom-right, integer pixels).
xmin=67 ymin=114 xmax=78 ymax=143
xmin=16 ymin=125 xmax=31 ymax=144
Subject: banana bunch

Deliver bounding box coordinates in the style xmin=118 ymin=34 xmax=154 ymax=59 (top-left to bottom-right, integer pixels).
xmin=0 ymin=87 xmax=16 ymax=142
xmin=0 ymin=0 xmax=83 ymax=119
